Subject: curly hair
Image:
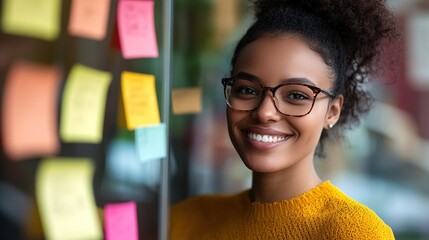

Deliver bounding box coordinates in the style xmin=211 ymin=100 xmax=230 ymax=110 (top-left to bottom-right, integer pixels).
xmin=230 ymin=0 xmax=398 ymax=156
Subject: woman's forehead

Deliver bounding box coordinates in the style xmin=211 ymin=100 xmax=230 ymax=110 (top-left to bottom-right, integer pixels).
xmin=233 ymin=36 xmax=333 ymax=87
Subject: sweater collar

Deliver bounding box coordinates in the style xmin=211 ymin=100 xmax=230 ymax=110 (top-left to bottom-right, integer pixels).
xmin=239 ymin=181 xmax=335 ymax=218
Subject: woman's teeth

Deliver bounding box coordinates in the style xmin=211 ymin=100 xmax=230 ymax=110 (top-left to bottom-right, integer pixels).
xmin=248 ymin=132 xmax=285 ymax=143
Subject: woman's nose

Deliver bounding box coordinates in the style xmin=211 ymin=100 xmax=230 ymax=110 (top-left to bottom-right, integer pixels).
xmin=251 ymin=93 xmax=282 ymax=123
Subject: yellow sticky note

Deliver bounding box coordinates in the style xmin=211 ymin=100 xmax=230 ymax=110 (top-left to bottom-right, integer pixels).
xmin=1 ymin=61 xmax=61 ymax=160
xmin=121 ymin=71 xmax=160 ymax=130
xmin=171 ymin=87 xmax=202 ymax=114
xmin=1 ymin=0 xmax=61 ymax=40
xmin=36 ymin=158 xmax=102 ymax=240
xmin=68 ymin=0 xmax=111 ymax=40
xmin=60 ymin=64 xmax=112 ymax=143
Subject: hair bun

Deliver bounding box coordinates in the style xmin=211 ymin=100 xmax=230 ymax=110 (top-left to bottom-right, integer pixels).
xmin=252 ymin=0 xmax=397 ymax=62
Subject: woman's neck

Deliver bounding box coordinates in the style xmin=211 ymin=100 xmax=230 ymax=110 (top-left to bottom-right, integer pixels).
xmin=250 ymin=158 xmax=322 ymax=203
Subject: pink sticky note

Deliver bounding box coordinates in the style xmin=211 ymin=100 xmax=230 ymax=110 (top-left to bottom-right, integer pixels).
xmin=117 ymin=0 xmax=159 ymax=59
xmin=68 ymin=0 xmax=111 ymax=40
xmin=1 ymin=61 xmax=61 ymax=160
xmin=104 ymin=202 xmax=139 ymax=240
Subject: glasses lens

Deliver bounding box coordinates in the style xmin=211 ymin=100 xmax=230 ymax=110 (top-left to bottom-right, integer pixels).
xmin=275 ymin=84 xmax=316 ymax=116
xmin=224 ymin=78 xmax=318 ymax=116
xmin=225 ymin=78 xmax=261 ymax=111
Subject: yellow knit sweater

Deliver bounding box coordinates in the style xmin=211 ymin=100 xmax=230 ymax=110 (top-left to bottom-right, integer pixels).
xmin=170 ymin=181 xmax=394 ymax=239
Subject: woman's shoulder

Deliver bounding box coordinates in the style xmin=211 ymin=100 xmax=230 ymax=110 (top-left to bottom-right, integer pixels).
xmin=322 ymin=183 xmax=394 ymax=239
xmin=325 ymin=203 xmax=394 ymax=239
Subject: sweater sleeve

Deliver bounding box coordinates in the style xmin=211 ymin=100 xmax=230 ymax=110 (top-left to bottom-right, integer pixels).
xmin=326 ymin=204 xmax=395 ymax=240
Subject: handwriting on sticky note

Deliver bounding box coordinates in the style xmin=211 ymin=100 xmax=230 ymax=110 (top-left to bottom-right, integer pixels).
xmin=36 ymin=158 xmax=102 ymax=240
xmin=117 ymin=0 xmax=159 ymax=58
xmin=1 ymin=0 xmax=61 ymax=40
xmin=121 ymin=71 xmax=160 ymax=130
xmin=172 ymin=87 xmax=202 ymax=114
xmin=135 ymin=123 xmax=167 ymax=162
xmin=60 ymin=64 xmax=112 ymax=143
xmin=1 ymin=61 xmax=60 ymax=160
xmin=105 ymin=202 xmax=138 ymax=240
xmin=68 ymin=0 xmax=111 ymax=40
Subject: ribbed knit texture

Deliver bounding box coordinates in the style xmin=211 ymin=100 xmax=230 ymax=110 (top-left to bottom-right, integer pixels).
xmin=170 ymin=181 xmax=394 ymax=239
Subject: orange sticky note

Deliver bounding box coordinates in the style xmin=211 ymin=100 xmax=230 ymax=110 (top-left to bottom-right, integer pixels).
xmin=1 ymin=61 xmax=61 ymax=160
xmin=121 ymin=71 xmax=160 ymax=130
xmin=172 ymin=87 xmax=202 ymax=114
xmin=117 ymin=0 xmax=159 ymax=59
xmin=68 ymin=0 xmax=111 ymax=40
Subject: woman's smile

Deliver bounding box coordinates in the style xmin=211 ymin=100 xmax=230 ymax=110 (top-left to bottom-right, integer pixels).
xmin=243 ymin=127 xmax=293 ymax=150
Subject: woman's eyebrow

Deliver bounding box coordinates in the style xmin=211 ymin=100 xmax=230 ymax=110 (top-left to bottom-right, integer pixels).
xmin=281 ymin=77 xmax=316 ymax=86
xmin=233 ymin=72 xmax=261 ymax=82
xmin=233 ymin=72 xmax=317 ymax=86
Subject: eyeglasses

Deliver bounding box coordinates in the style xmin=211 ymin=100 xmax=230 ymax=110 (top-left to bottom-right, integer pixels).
xmin=221 ymin=77 xmax=335 ymax=117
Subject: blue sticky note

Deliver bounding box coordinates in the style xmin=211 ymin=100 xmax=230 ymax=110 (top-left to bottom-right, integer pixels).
xmin=135 ymin=123 xmax=167 ymax=162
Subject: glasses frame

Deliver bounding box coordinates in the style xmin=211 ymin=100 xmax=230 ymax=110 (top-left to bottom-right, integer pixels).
xmin=221 ymin=77 xmax=335 ymax=117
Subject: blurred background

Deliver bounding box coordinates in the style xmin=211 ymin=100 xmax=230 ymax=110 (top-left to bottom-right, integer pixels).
xmin=1 ymin=0 xmax=429 ymax=239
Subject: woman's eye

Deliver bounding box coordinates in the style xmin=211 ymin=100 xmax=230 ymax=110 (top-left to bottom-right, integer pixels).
xmin=236 ymin=87 xmax=257 ymax=95
xmin=286 ymin=92 xmax=309 ymax=100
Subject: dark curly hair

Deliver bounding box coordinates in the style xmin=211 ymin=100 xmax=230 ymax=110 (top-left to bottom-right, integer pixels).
xmin=230 ymin=0 xmax=398 ymax=156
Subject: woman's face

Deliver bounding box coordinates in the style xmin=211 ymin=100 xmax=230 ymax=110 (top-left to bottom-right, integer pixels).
xmin=227 ymin=35 xmax=342 ymax=174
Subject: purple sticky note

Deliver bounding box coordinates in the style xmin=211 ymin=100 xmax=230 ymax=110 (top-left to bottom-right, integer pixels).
xmin=117 ymin=0 xmax=159 ymax=59
xmin=105 ymin=202 xmax=139 ymax=240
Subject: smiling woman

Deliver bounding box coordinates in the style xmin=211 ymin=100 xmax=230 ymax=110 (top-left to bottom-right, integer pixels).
xmin=226 ymin=36 xmax=341 ymax=178
xmin=170 ymin=0 xmax=398 ymax=239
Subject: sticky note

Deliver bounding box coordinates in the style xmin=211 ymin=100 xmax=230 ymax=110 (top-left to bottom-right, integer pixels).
xmin=68 ymin=0 xmax=111 ymax=40
xmin=1 ymin=0 xmax=61 ymax=40
xmin=121 ymin=71 xmax=160 ymax=130
xmin=172 ymin=87 xmax=202 ymax=114
xmin=36 ymin=158 xmax=102 ymax=240
xmin=60 ymin=64 xmax=112 ymax=143
xmin=117 ymin=0 xmax=159 ymax=59
xmin=1 ymin=61 xmax=60 ymax=160
xmin=135 ymin=123 xmax=167 ymax=162
xmin=105 ymin=202 xmax=138 ymax=240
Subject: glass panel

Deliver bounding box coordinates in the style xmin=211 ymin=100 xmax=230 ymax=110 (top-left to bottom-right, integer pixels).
xmin=0 ymin=0 xmax=428 ymax=239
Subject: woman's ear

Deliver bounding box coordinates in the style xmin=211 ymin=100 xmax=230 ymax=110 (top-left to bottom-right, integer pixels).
xmin=325 ymin=95 xmax=343 ymax=129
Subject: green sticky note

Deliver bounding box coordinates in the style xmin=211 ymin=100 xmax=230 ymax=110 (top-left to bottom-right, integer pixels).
xmin=60 ymin=64 xmax=112 ymax=143
xmin=36 ymin=158 xmax=102 ymax=240
xmin=135 ymin=123 xmax=167 ymax=162
xmin=1 ymin=0 xmax=61 ymax=40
